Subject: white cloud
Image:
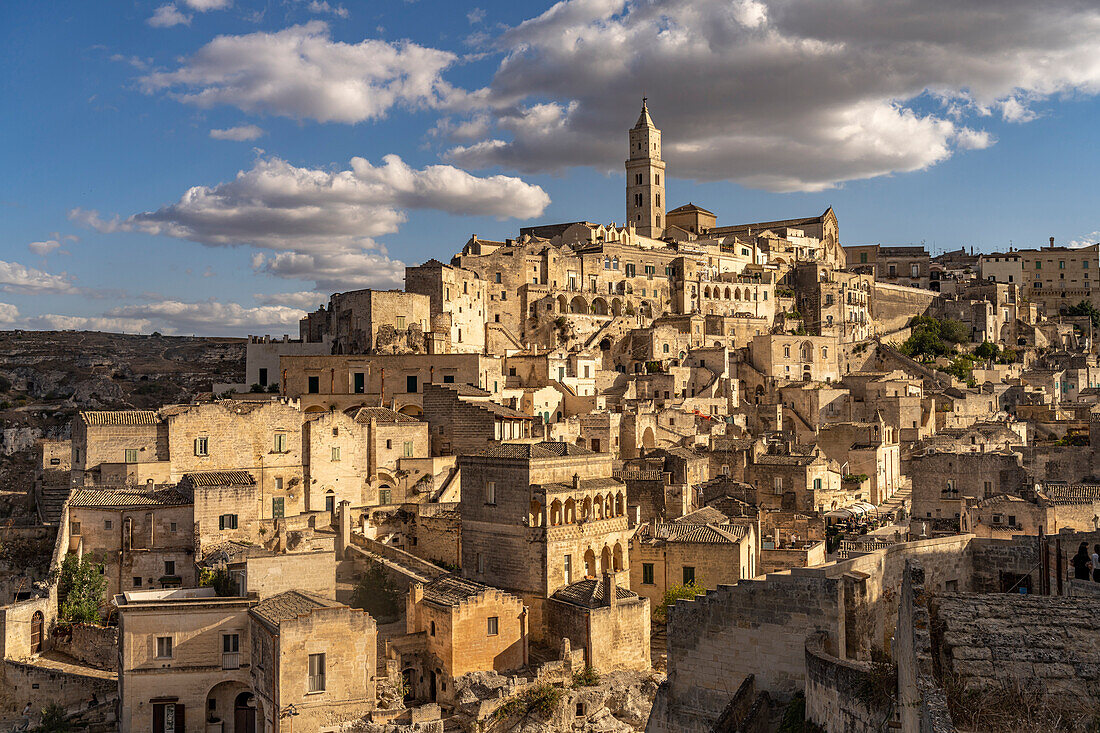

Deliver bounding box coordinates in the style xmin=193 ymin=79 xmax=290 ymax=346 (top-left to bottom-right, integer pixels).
xmin=28 ymin=240 xmax=61 ymax=256
xmin=307 ymin=1 xmax=348 ymax=18
xmin=442 ymin=0 xmax=1100 ymax=192
xmin=147 ymin=4 xmax=191 ymax=27
xmin=1068 ymin=231 xmax=1100 ymax=248
xmin=24 ymin=314 xmax=151 ymax=333
xmin=139 ymin=21 xmax=463 ymax=123
xmin=0 ymin=259 xmax=75 ymax=294
xmin=254 ymin=290 xmax=329 ymax=309
xmin=104 ymin=300 xmax=304 ymax=334
xmin=183 ymin=0 xmax=231 ymax=10
xmin=467 ymin=8 xmax=486 ymax=24
xmin=70 ymin=154 xmax=548 ymax=292
xmin=0 ymin=303 xmax=19 ymax=323
xmin=209 ymin=124 xmax=265 ymax=141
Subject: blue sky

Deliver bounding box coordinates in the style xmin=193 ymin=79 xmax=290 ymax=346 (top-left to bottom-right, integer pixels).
xmin=1 ymin=0 xmax=1099 ymax=335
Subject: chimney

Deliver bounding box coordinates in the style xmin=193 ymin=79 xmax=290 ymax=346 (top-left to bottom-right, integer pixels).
xmin=572 ymin=473 xmax=580 ymax=492
xmin=605 ymin=571 xmax=617 ymax=608
xmin=410 ymin=582 xmax=424 ymax=605
xmin=1050 ymin=236 xmax=1055 ymax=248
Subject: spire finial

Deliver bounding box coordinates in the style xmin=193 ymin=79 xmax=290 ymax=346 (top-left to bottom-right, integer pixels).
xmin=642 ymin=95 xmax=648 ymax=109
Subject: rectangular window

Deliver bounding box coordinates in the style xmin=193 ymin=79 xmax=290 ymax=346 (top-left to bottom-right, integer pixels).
xmin=104 ymin=519 xmax=112 ymax=530
xmin=70 ymin=521 xmax=81 ymax=536
xmin=487 ymin=616 xmax=499 ymax=636
xmin=308 ymin=376 xmax=320 ymax=394
xmin=273 ymin=433 xmax=287 ymax=453
xmin=442 ymin=374 xmax=455 ymax=383
xmin=353 ymin=372 xmax=365 ymax=394
xmin=331 ymin=446 xmax=341 ymax=461
xmin=477 ymin=553 xmax=485 ymax=574
xmin=485 ymin=481 xmax=496 ymax=505
xmin=396 ymin=315 xmax=406 ymax=330
xmin=773 ymin=476 xmax=783 ymax=494
xmin=406 ymin=375 xmax=418 ymax=393
xmin=564 ymin=554 xmax=572 ymax=584
xmin=164 ymin=561 xmax=175 ymax=576
xmin=170 ymin=522 xmax=177 ymax=532
xmin=222 ymin=634 xmax=240 ymax=670
xmin=379 ymin=488 xmax=392 ymax=504
xmin=1060 ymin=261 xmax=1065 ymax=269
xmin=308 ymin=653 xmax=326 ymax=692
xmin=403 ymin=441 xmax=414 ymax=457
xmin=272 ymin=497 xmax=284 ymax=519
xmin=124 ymin=448 xmax=138 ymax=463
xmin=219 ymin=514 xmax=238 ymax=530
xmin=194 ymin=437 xmax=209 ymax=456
xmin=275 ymin=477 xmax=283 ymax=492
xmin=133 ymin=576 xmax=142 ymax=587
xmin=156 ymin=636 xmax=173 ymax=659
xmin=682 ymin=567 xmax=695 ymax=585
xmin=642 ymin=563 xmax=655 ymax=585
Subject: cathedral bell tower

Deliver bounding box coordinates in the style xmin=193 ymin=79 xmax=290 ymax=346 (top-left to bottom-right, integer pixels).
xmin=625 ymin=98 xmax=666 ymax=239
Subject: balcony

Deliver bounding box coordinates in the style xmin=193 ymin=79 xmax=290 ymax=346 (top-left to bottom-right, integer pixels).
xmin=222 ymin=652 xmax=240 ymax=670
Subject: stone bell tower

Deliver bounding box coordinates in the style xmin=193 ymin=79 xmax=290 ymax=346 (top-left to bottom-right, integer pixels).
xmin=625 ymin=98 xmax=666 ymax=239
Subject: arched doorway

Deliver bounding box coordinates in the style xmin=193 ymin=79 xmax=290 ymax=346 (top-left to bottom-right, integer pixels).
xmin=600 ymin=546 xmax=612 ymax=573
xmin=30 ymin=611 xmax=43 ymax=654
xmin=234 ymin=691 xmax=257 ymax=733
xmin=397 ymin=404 xmax=422 ymax=418
xmin=584 ymin=549 xmax=596 ymax=578
xmin=429 ymin=670 xmax=438 ymax=702
xmin=641 ymin=427 xmax=655 ymax=450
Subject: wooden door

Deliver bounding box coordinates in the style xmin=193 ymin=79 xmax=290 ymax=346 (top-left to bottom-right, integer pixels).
xmin=30 ymin=611 xmax=43 ymax=653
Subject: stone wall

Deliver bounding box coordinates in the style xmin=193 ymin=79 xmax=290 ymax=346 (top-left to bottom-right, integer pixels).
xmin=53 ymin=623 xmax=118 ymax=670
xmin=0 ymin=595 xmax=52 ymax=660
xmin=804 ymin=633 xmax=892 ymax=732
xmin=241 ymin=550 xmax=336 ymax=600
xmin=0 ymin=660 xmax=116 ymax=722
xmin=870 ymin=282 xmax=936 ymax=335
xmin=409 ymin=512 xmax=460 ymax=568
xmin=545 ymin=596 xmax=650 ymax=673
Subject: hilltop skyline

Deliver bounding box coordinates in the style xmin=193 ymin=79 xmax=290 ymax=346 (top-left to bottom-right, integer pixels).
xmin=2 ymin=0 xmax=1100 ymax=335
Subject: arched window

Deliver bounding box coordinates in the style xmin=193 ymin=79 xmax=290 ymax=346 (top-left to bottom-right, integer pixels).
xmin=663 ymin=344 xmax=670 ymax=354
xmin=784 ymin=345 xmax=791 ymax=358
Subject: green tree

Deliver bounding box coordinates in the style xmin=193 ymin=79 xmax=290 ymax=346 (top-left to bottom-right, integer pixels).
xmin=653 ymin=581 xmax=706 ymax=624
xmin=938 ymin=319 xmax=969 ymax=344
xmin=199 ymin=567 xmax=238 ymax=596
xmin=1066 ymin=299 xmax=1100 ymax=328
xmin=349 ymin=560 xmax=401 ymax=623
xmin=57 ymin=554 xmax=106 ymax=625
xmin=973 ymin=341 xmax=999 ymax=360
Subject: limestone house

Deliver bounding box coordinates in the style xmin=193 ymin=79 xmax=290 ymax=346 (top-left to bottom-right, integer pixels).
xmin=179 ymin=470 xmax=268 ymax=552
xmin=458 ymin=442 xmax=633 ymax=642
xmin=299 ymin=288 xmax=432 ymax=355
xmin=748 ymin=334 xmax=840 ymax=383
xmin=546 ymin=572 xmax=650 ymax=672
xmin=421 ymin=382 xmax=533 ymax=456
xmin=67 ymin=485 xmax=195 ymax=598
xmin=116 ymin=587 xmax=256 ymax=733
xmin=404 ymin=259 xmax=488 ymax=354
xmin=907 ymin=448 xmax=1029 ymax=522
xmin=303 ymin=406 xmax=430 ymax=510
xmin=72 ymin=410 xmax=170 ymax=488
xmin=815 ymin=418 xmax=901 ymax=504
xmin=630 ymin=506 xmax=756 ymax=611
xmin=248 ymin=591 xmax=376 ymax=733
xmin=742 ymin=445 xmax=846 ymax=513
xmin=396 ymin=575 xmax=527 ymax=703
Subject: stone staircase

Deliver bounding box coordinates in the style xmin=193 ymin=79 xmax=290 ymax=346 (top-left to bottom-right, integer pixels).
xmin=34 ymin=482 xmax=70 ymax=525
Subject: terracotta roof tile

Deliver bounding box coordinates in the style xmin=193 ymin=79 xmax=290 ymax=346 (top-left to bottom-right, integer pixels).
xmin=550 ymin=577 xmax=638 ymax=609
xmin=69 ymin=486 xmax=191 ymax=509
xmin=182 ymin=471 xmax=256 ymax=487
xmin=354 ymin=407 xmax=419 ymax=424
xmin=249 ymin=590 xmax=341 ymax=632
xmin=79 ymin=410 xmax=161 ymax=427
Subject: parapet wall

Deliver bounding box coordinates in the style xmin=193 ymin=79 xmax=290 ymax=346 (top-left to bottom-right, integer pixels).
xmin=804 ymin=633 xmax=891 ymax=732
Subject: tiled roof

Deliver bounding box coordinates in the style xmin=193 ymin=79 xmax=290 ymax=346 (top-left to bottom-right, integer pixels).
xmin=354 ymin=407 xmax=419 ymax=424
xmin=448 ymin=383 xmax=491 ymax=397
xmin=677 ymin=506 xmax=728 ymax=525
xmin=421 ymin=575 xmax=494 ymax=607
xmin=474 ymin=442 xmax=593 ymax=459
xmin=198 ymin=540 xmax=271 ymax=566
xmin=69 ymin=486 xmax=191 ymax=509
xmin=249 ymin=590 xmax=341 ymax=631
xmin=639 ymin=521 xmax=748 ymax=544
xmin=613 ymin=470 xmax=663 ymax=481
xmin=754 ymin=453 xmax=819 ymax=466
xmin=182 ymin=470 xmax=256 ymax=487
xmin=80 ymin=410 xmax=161 ymax=427
xmin=479 ymin=401 xmax=533 ymax=419
xmin=550 ymin=577 xmax=637 ymax=609
xmin=537 ymin=477 xmax=624 ymax=494
xmin=1041 ymin=484 xmax=1100 ymax=505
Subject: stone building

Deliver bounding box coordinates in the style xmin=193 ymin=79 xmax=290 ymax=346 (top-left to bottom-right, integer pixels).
xmin=546 ymin=572 xmax=650 ymax=672
xmin=398 ymin=575 xmax=527 ymax=702
xmin=748 ymin=334 xmax=840 ymax=383
xmin=72 ymin=410 xmax=169 ymax=488
xmin=404 ymin=259 xmax=487 ymax=354
xmin=304 ymin=406 xmax=429 ymax=510
xmin=68 ymin=486 xmax=195 ymax=599
xmin=630 ymin=507 xmax=756 ymax=612
xmin=248 ymin=590 xmax=376 ymax=732
xmin=279 ymin=352 xmax=504 ymax=417
xmin=743 ymin=446 xmax=846 ymax=513
xmin=422 ymin=383 xmax=533 ymax=456
xmin=908 ymin=448 xmax=1030 ymax=523
xmin=1018 ymin=240 xmax=1100 ymax=313
xmin=300 ymin=288 xmax=432 ymax=355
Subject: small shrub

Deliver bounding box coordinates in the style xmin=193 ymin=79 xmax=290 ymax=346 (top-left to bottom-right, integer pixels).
xmin=57 ymin=554 xmax=106 ymax=625
xmin=572 ymin=667 xmax=600 ymax=687
xmin=349 ymin=559 xmax=402 ymax=623
xmin=493 ymin=684 xmax=564 ymax=721
xmin=199 ymin=567 xmax=238 ymax=596
xmin=249 ymin=383 xmax=265 ymax=393
xmin=653 ymin=581 xmax=706 ymax=624
xmin=35 ymin=702 xmax=71 ymax=732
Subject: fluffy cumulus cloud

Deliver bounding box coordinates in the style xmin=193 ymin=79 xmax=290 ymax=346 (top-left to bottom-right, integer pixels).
xmin=70 ymin=154 xmax=548 ymax=291
xmin=23 ymin=314 xmax=152 ymax=333
xmin=307 ymin=1 xmax=348 ymax=18
xmin=441 ymin=0 xmax=1100 ymax=191
xmin=254 ymin=290 xmax=329 ymax=310
xmin=0 ymin=259 xmax=75 ymax=294
xmin=139 ymin=21 xmax=463 ymax=124
xmin=0 ymin=303 xmax=19 ymax=323
xmin=209 ymin=124 xmax=265 ymax=141
xmin=183 ymin=0 xmax=231 ymax=10
xmin=147 ymin=4 xmax=191 ymax=27
xmin=102 ymin=300 xmax=304 ymax=334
